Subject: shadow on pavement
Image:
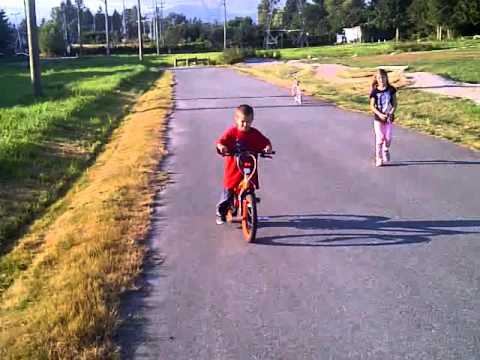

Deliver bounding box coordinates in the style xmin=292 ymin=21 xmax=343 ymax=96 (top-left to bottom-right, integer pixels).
xmin=406 ymin=85 xmax=480 ymax=90
xmin=175 ymin=102 xmax=333 ymax=111
xmin=386 ymin=160 xmax=480 ymax=167
xmin=176 ymin=95 xmax=291 ymax=101
xmin=256 ymin=214 xmax=480 ymax=247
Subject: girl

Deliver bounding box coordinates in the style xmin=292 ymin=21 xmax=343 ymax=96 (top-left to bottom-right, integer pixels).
xmin=291 ymin=79 xmax=302 ymax=105
xmin=369 ymin=69 xmax=397 ymax=167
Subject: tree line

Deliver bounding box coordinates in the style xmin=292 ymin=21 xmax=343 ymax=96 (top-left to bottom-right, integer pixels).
xmin=1 ymin=0 xmax=479 ymax=56
xmin=259 ymin=0 xmax=479 ymax=44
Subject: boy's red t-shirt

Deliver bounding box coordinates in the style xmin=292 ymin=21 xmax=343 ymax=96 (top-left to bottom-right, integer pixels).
xmin=217 ymin=126 xmax=271 ymax=190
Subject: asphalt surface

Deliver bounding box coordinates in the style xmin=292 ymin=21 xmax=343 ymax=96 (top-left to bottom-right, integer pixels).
xmin=119 ymin=67 xmax=480 ymax=360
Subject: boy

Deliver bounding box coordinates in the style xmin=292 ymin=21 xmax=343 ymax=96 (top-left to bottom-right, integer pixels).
xmin=216 ymin=104 xmax=272 ymax=225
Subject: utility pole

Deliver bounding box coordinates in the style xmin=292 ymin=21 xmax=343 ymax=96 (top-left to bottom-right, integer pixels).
xmin=153 ymin=0 xmax=160 ymax=54
xmin=63 ymin=5 xmax=69 ymax=52
xmin=25 ymin=0 xmax=42 ymax=96
xmin=104 ymin=0 xmax=110 ymax=55
xmin=77 ymin=1 xmax=82 ymax=56
xmin=122 ymin=0 xmax=127 ymax=40
xmin=137 ymin=0 xmax=144 ymax=61
xmin=160 ymin=0 xmax=164 ymax=47
xmin=223 ymin=0 xmax=227 ymax=49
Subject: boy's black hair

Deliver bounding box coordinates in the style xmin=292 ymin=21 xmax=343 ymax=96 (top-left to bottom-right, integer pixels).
xmin=237 ymin=104 xmax=254 ymax=118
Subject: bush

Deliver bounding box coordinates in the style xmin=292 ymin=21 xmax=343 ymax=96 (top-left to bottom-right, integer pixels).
xmin=392 ymin=42 xmax=445 ymax=52
xmin=257 ymin=50 xmax=282 ymax=59
xmin=222 ymin=47 xmax=255 ymax=64
xmin=39 ymin=21 xmax=66 ymax=56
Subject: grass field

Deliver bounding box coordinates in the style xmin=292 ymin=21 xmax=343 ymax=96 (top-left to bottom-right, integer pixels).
xmin=0 ymin=65 xmax=172 ymax=358
xmin=257 ymin=40 xmax=480 ymax=83
xmin=0 ymin=55 xmax=178 ymax=256
xmin=341 ymin=49 xmax=480 ymax=83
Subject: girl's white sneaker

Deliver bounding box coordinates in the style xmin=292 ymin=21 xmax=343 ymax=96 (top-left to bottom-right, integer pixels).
xmin=382 ymin=149 xmax=391 ymax=163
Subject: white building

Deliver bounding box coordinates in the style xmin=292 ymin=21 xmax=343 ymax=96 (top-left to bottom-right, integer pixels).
xmin=337 ymin=26 xmax=363 ymax=44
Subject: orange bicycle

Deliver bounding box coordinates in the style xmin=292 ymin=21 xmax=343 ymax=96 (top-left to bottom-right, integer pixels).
xmin=220 ymin=149 xmax=275 ymax=243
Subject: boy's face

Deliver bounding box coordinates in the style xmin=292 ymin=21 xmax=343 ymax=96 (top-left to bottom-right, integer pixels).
xmin=235 ymin=110 xmax=253 ymax=132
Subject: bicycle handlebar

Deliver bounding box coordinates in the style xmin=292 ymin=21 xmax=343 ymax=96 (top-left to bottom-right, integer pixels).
xmin=217 ymin=148 xmax=276 ymax=158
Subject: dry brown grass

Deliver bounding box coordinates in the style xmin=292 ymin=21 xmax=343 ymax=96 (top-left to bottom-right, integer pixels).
xmin=0 ymin=71 xmax=173 ymax=359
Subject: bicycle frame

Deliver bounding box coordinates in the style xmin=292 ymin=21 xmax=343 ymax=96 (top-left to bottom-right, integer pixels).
xmin=232 ymin=152 xmax=257 ymax=218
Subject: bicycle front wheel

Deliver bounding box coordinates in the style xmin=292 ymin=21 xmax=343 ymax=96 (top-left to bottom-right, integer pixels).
xmin=241 ymin=193 xmax=257 ymax=243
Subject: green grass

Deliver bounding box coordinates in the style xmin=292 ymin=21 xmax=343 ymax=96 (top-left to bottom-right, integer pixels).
xmin=341 ymin=49 xmax=480 ymax=83
xmin=257 ymin=39 xmax=480 ymax=83
xmin=0 ymin=55 xmax=172 ymax=254
xmin=0 ymin=72 xmax=173 ymax=359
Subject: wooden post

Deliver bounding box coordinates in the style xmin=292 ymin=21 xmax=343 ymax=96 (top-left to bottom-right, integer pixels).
xmin=26 ymin=0 xmax=42 ymax=96
xmin=137 ymin=0 xmax=143 ymax=61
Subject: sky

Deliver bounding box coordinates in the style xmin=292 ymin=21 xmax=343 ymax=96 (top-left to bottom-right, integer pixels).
xmin=1 ymin=0 xmax=263 ymax=24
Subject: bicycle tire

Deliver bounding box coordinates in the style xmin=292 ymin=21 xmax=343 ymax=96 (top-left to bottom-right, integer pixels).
xmin=241 ymin=193 xmax=257 ymax=243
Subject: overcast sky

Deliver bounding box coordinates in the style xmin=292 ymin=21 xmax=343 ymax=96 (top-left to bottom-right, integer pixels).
xmin=1 ymin=0 xmax=263 ymax=24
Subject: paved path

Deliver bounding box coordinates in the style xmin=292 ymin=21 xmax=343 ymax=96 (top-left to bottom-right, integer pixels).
xmin=406 ymin=72 xmax=480 ymax=104
xmin=119 ymin=67 xmax=480 ymax=360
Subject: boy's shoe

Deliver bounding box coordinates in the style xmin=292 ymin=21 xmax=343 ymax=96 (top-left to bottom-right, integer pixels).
xmin=216 ymin=214 xmax=226 ymax=225
xmin=382 ymin=149 xmax=391 ymax=163
xmin=375 ymin=157 xmax=383 ymax=167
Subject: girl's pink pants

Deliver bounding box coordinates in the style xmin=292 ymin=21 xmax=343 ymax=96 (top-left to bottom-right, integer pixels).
xmin=374 ymin=120 xmax=393 ymax=158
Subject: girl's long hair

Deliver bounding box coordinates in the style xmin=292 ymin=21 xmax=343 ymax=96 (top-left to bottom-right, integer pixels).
xmin=371 ymin=69 xmax=390 ymax=90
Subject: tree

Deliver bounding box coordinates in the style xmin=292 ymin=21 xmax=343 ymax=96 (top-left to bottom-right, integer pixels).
xmin=228 ymin=17 xmax=260 ymax=47
xmin=324 ymin=0 xmax=346 ymax=33
xmin=94 ymin=6 xmax=104 ymax=32
xmin=371 ymin=0 xmax=411 ymax=41
xmin=39 ymin=20 xmax=65 ymax=56
xmin=0 ymin=9 xmax=15 ymax=54
xmin=407 ymin=0 xmax=433 ymax=37
xmin=257 ymin=0 xmax=281 ymax=27
xmin=111 ymin=10 xmax=122 ymax=40
xmin=304 ymin=0 xmax=329 ymax=38
xmin=341 ymin=0 xmax=367 ymax=28
xmin=283 ymin=0 xmax=298 ymax=29
xmin=82 ymin=8 xmax=93 ymax=32
xmin=452 ymin=0 xmax=480 ymax=35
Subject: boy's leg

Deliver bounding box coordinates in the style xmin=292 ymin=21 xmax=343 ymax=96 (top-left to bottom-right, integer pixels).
xmin=216 ymin=189 xmax=233 ymax=224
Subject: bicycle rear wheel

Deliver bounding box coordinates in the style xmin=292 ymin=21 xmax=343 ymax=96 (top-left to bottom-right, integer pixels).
xmin=241 ymin=193 xmax=257 ymax=243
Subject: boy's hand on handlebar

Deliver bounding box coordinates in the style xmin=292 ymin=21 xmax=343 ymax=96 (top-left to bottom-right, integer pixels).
xmin=263 ymin=145 xmax=273 ymax=154
xmin=217 ymin=144 xmax=228 ymax=155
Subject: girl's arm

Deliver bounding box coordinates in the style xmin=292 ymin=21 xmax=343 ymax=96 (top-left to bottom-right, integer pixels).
xmin=370 ymin=97 xmax=387 ymax=120
xmin=389 ymin=93 xmax=397 ymax=114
